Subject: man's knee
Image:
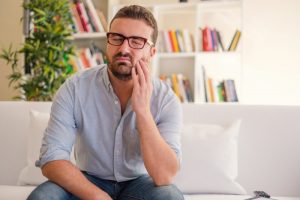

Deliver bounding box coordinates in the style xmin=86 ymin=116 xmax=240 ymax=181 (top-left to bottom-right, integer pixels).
xmin=119 ymin=175 xmax=184 ymax=200
xmin=27 ymin=181 xmax=70 ymax=200
xmin=151 ymin=184 xmax=184 ymax=200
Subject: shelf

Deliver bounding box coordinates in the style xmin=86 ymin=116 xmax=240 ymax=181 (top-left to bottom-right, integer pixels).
xmin=198 ymin=0 xmax=241 ymax=11
xmin=157 ymin=52 xmax=196 ymax=58
xmin=154 ymin=3 xmax=197 ymax=12
xmin=197 ymin=51 xmax=241 ymax=55
xmin=156 ymin=51 xmax=240 ymax=59
xmin=72 ymin=32 xmax=107 ymax=40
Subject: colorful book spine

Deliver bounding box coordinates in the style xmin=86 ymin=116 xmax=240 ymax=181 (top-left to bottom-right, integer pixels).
xmin=228 ymin=30 xmax=241 ymax=51
xmin=85 ymin=0 xmax=104 ymax=32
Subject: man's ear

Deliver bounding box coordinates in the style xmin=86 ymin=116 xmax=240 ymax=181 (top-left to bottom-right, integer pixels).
xmin=150 ymin=46 xmax=156 ymax=58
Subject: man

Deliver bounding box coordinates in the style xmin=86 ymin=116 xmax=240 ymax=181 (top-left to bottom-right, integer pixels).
xmin=27 ymin=5 xmax=183 ymax=200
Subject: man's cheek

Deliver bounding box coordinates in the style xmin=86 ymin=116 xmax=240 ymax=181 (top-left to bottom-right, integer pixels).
xmin=132 ymin=58 xmax=140 ymax=67
xmin=141 ymin=57 xmax=150 ymax=64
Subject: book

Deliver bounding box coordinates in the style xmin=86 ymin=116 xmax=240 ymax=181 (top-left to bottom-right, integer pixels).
xmin=74 ymin=0 xmax=92 ymax=32
xmin=195 ymin=64 xmax=206 ymax=103
xmin=171 ymin=74 xmax=182 ymax=101
xmin=170 ymin=30 xmax=180 ymax=52
xmin=212 ymin=29 xmax=219 ymax=51
xmin=216 ymin=30 xmax=224 ymax=51
xmin=198 ymin=27 xmax=203 ymax=52
xmin=177 ymin=73 xmax=188 ymax=102
xmin=216 ymin=81 xmax=225 ymax=102
xmin=163 ymin=30 xmax=172 ymax=53
xmin=176 ymin=30 xmax=185 ymax=52
xmin=182 ymin=29 xmax=193 ymax=52
xmin=168 ymin=31 xmax=176 ymax=52
xmin=183 ymin=77 xmax=193 ymax=102
xmin=210 ymin=28 xmax=216 ymax=51
xmin=96 ymin=10 xmax=108 ymax=32
xmin=157 ymin=31 xmax=166 ymax=53
xmin=207 ymin=77 xmax=215 ymax=102
xmin=202 ymin=27 xmax=213 ymax=51
xmin=85 ymin=0 xmax=104 ymax=32
xmin=224 ymin=79 xmax=238 ymax=102
xmin=70 ymin=3 xmax=84 ymax=33
xmin=228 ymin=30 xmax=241 ymax=51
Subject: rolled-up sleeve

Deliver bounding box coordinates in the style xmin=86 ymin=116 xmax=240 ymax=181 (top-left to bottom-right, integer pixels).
xmin=36 ymin=77 xmax=77 ymax=168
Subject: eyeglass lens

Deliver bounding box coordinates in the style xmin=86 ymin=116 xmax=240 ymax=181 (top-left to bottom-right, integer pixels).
xmin=107 ymin=33 xmax=147 ymax=49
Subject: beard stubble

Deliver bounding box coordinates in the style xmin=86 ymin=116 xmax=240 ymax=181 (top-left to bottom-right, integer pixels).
xmin=108 ymin=52 xmax=134 ymax=81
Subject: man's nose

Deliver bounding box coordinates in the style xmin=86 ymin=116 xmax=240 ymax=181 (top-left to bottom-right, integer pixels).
xmin=118 ymin=39 xmax=131 ymax=52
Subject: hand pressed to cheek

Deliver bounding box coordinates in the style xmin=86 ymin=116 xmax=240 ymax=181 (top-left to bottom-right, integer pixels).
xmin=131 ymin=60 xmax=153 ymax=114
xmin=136 ymin=60 xmax=152 ymax=89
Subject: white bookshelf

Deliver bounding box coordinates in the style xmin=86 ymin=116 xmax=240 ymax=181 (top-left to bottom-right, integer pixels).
xmin=151 ymin=1 xmax=242 ymax=103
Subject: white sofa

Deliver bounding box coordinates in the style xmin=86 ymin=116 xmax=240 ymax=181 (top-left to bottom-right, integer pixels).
xmin=0 ymin=101 xmax=299 ymax=200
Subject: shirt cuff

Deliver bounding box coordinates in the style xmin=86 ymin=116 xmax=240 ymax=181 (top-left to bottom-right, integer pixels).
xmin=35 ymin=148 xmax=72 ymax=168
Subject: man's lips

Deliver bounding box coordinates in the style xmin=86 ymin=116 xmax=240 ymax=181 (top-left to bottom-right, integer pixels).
xmin=115 ymin=56 xmax=131 ymax=62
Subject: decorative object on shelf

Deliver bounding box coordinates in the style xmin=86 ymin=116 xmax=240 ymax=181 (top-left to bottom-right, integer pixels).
xmin=0 ymin=0 xmax=75 ymax=101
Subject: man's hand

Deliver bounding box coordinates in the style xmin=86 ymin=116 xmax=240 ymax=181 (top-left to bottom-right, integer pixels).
xmin=131 ymin=59 xmax=153 ymax=115
xmin=42 ymin=160 xmax=113 ymax=200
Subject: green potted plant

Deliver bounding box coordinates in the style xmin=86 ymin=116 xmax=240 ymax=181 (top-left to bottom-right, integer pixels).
xmin=0 ymin=0 xmax=75 ymax=101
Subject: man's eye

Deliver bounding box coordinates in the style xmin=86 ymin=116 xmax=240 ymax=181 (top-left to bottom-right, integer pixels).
xmin=131 ymin=39 xmax=144 ymax=45
xmin=112 ymin=37 xmax=123 ymax=42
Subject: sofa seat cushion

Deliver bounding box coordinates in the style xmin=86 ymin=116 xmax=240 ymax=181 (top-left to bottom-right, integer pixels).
xmin=0 ymin=185 xmax=35 ymax=200
xmin=0 ymin=185 xmax=299 ymax=200
xmin=184 ymin=194 xmax=300 ymax=200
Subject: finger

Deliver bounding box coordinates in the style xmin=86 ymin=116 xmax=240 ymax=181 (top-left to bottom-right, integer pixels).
xmin=136 ymin=60 xmax=146 ymax=87
xmin=139 ymin=59 xmax=151 ymax=85
xmin=131 ymin=67 xmax=139 ymax=88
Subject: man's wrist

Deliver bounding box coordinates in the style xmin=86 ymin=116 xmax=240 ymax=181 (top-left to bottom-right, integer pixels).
xmin=135 ymin=108 xmax=152 ymax=120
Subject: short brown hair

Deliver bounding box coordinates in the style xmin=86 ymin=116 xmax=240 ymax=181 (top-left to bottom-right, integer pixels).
xmin=110 ymin=5 xmax=158 ymax=45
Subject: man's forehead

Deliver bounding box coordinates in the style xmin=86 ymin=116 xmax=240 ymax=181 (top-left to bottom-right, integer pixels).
xmin=110 ymin=18 xmax=153 ymax=38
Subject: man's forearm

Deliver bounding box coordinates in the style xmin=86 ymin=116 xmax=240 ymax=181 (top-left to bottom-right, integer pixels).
xmin=136 ymin=111 xmax=179 ymax=186
xmin=42 ymin=160 xmax=111 ymax=200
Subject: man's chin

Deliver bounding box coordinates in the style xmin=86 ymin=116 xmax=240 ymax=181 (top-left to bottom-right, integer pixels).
xmin=109 ymin=63 xmax=133 ymax=81
xmin=112 ymin=71 xmax=132 ymax=81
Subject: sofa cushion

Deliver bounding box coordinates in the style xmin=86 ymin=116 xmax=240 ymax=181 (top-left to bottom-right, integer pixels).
xmin=174 ymin=120 xmax=246 ymax=195
xmin=18 ymin=110 xmax=75 ymax=186
xmin=0 ymin=185 xmax=297 ymax=200
xmin=17 ymin=110 xmax=49 ymax=185
xmin=0 ymin=185 xmax=35 ymax=200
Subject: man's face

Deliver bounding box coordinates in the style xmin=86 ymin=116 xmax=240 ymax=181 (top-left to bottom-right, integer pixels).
xmin=106 ymin=18 xmax=156 ymax=81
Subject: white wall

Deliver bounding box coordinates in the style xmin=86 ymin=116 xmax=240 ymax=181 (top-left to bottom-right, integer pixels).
xmin=0 ymin=0 xmax=23 ymax=100
xmin=242 ymin=0 xmax=300 ymax=105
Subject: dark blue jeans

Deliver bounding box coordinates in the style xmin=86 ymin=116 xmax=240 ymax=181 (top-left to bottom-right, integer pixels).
xmin=27 ymin=172 xmax=184 ymax=200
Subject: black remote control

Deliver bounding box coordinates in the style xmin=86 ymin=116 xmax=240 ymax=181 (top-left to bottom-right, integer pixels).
xmin=254 ymin=191 xmax=271 ymax=198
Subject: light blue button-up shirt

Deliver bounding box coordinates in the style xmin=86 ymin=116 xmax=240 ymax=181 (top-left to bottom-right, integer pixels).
xmin=36 ymin=65 xmax=182 ymax=182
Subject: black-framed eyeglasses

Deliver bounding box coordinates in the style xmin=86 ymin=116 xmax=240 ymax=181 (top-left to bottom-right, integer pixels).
xmin=106 ymin=32 xmax=154 ymax=49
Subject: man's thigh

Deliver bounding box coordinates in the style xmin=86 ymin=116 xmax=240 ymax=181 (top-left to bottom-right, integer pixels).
xmin=27 ymin=172 xmax=116 ymax=200
xmin=26 ymin=181 xmax=76 ymax=200
xmin=118 ymin=175 xmax=184 ymax=200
